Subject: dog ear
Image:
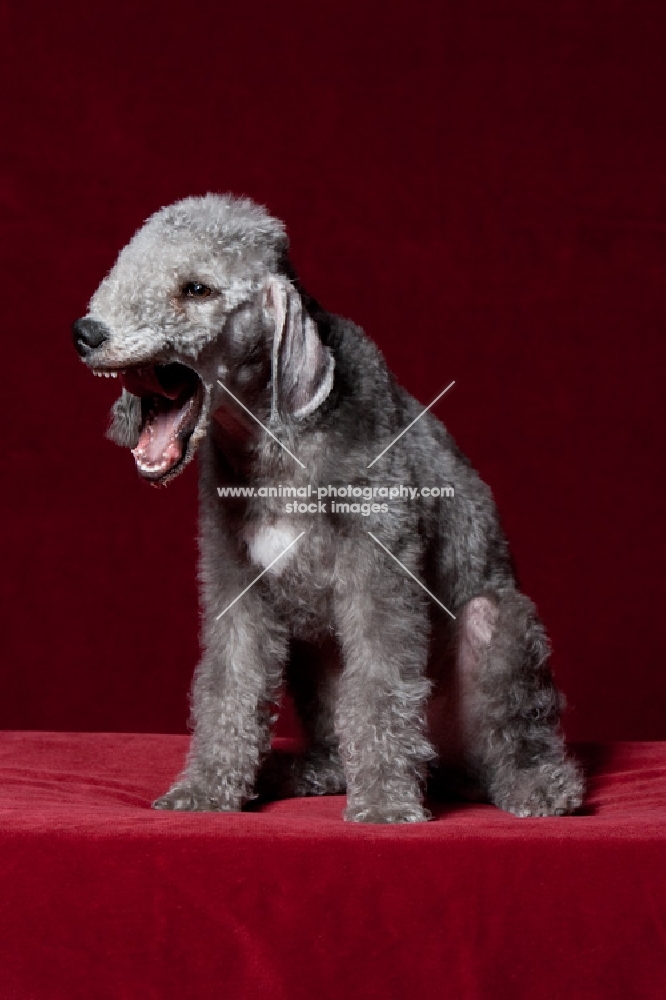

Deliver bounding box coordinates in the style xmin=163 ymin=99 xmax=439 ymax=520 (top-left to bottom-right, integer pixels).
xmin=106 ymin=389 xmax=142 ymax=448
xmin=263 ymin=276 xmax=334 ymax=421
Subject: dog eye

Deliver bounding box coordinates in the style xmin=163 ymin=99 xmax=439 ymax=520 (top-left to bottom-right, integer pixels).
xmin=182 ymin=282 xmax=212 ymax=298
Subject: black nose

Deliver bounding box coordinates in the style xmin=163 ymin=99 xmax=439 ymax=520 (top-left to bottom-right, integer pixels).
xmin=72 ymin=317 xmax=110 ymax=356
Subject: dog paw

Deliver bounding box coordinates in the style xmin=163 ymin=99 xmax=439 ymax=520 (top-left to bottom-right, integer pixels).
xmin=152 ymin=781 xmax=240 ymax=812
xmin=494 ymin=760 xmax=585 ymax=818
xmin=344 ymin=802 xmax=431 ymax=824
xmin=256 ymin=748 xmax=347 ymax=799
xmin=292 ymin=749 xmax=347 ymax=797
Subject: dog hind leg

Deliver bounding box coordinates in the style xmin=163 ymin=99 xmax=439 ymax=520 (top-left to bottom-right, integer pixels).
xmin=457 ymin=592 xmax=585 ymax=817
xmin=256 ymin=639 xmax=347 ymax=799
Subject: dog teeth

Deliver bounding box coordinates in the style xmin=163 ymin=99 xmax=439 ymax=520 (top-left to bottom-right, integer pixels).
xmin=92 ymin=371 xmax=118 ymax=378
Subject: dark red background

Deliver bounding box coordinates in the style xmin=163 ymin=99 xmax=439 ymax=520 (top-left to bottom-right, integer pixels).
xmin=1 ymin=0 xmax=664 ymax=741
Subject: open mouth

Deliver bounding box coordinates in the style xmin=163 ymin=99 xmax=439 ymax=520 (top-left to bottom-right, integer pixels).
xmin=117 ymin=363 xmax=204 ymax=480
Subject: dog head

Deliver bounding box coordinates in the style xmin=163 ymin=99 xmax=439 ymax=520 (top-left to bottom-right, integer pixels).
xmin=73 ymin=194 xmax=334 ymax=483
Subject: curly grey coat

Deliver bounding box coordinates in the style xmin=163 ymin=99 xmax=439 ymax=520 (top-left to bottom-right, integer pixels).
xmin=72 ymin=194 xmax=584 ymax=822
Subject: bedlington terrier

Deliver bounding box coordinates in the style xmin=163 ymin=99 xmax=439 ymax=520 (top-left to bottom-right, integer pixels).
xmin=72 ymin=194 xmax=584 ymax=822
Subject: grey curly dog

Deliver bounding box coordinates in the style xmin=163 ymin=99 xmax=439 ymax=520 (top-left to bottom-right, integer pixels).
xmin=72 ymin=194 xmax=584 ymax=822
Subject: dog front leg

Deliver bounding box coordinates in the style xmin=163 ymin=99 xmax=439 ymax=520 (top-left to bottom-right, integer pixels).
xmin=153 ymin=594 xmax=288 ymax=812
xmin=333 ymin=553 xmax=435 ymax=823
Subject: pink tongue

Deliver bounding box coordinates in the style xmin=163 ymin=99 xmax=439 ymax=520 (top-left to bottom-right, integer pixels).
xmin=133 ymin=406 xmax=184 ymax=470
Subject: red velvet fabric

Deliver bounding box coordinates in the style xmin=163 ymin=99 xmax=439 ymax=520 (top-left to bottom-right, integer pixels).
xmin=0 ymin=2 xmax=665 ymax=741
xmin=1 ymin=733 xmax=665 ymax=999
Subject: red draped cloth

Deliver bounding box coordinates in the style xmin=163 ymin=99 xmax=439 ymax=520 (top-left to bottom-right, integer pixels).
xmin=1 ymin=733 xmax=664 ymax=999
